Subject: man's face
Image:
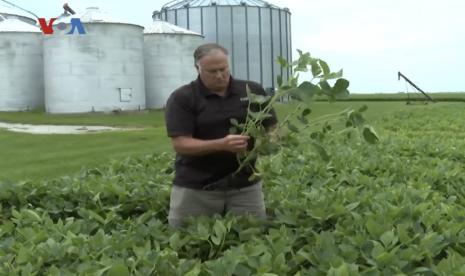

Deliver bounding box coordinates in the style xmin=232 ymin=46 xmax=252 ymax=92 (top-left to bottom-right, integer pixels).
xmin=196 ymin=49 xmax=231 ymax=93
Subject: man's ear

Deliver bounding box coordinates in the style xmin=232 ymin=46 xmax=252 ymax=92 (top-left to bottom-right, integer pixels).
xmin=195 ymin=64 xmax=200 ymax=73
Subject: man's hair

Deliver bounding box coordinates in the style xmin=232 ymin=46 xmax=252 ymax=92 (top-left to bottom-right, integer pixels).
xmin=193 ymin=43 xmax=229 ymax=65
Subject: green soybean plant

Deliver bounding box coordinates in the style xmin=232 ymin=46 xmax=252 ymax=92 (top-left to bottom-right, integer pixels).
xmin=230 ymin=50 xmax=379 ymax=176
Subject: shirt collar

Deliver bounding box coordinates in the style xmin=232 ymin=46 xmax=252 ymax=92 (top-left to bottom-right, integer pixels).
xmin=196 ymin=76 xmax=238 ymax=98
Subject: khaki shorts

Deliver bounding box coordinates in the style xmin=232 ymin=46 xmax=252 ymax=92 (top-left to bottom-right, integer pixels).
xmin=168 ymin=182 xmax=266 ymax=228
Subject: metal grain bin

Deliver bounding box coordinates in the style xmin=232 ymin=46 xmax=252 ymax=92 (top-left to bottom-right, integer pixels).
xmin=144 ymin=18 xmax=203 ymax=109
xmin=155 ymin=0 xmax=292 ymax=91
xmin=43 ymin=7 xmax=146 ymax=114
xmin=0 ymin=3 xmax=36 ymax=25
xmin=0 ymin=17 xmax=43 ymax=111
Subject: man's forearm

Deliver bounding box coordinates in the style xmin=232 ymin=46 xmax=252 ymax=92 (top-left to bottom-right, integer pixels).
xmin=172 ymin=136 xmax=224 ymax=156
xmin=171 ymin=135 xmax=249 ymax=156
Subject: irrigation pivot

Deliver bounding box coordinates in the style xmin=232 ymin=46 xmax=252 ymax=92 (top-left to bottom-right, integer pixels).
xmin=398 ymin=71 xmax=435 ymax=103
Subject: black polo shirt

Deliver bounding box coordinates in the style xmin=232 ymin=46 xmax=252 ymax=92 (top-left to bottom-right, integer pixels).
xmin=165 ymin=76 xmax=277 ymax=190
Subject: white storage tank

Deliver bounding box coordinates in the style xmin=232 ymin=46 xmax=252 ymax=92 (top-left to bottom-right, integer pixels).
xmin=0 ymin=3 xmax=37 ymax=25
xmin=43 ymin=7 xmax=146 ymax=113
xmin=144 ymin=17 xmax=203 ymax=109
xmin=0 ymin=17 xmax=44 ymax=111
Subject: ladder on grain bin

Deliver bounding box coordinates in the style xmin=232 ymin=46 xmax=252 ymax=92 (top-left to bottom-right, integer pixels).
xmin=398 ymin=71 xmax=435 ymax=104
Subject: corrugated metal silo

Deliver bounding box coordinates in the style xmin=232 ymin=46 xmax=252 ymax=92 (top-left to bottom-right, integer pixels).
xmin=155 ymin=0 xmax=292 ymax=91
xmin=144 ymin=17 xmax=203 ymax=109
xmin=43 ymin=7 xmax=146 ymax=113
xmin=0 ymin=3 xmax=36 ymax=25
xmin=0 ymin=17 xmax=44 ymax=111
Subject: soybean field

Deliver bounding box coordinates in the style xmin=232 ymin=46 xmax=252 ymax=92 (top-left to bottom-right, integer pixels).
xmin=1 ymin=101 xmax=465 ymax=274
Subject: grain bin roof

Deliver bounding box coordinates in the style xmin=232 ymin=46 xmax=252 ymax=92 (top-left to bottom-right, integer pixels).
xmin=161 ymin=0 xmax=280 ymax=9
xmin=0 ymin=3 xmax=35 ymax=19
xmin=144 ymin=19 xmax=202 ymax=35
xmin=55 ymin=6 xmax=143 ymax=27
xmin=0 ymin=17 xmax=40 ymax=33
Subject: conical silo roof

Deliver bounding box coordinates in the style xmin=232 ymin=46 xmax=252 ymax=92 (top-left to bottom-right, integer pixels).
xmin=0 ymin=3 xmax=36 ymax=20
xmin=0 ymin=17 xmax=40 ymax=33
xmin=144 ymin=19 xmax=202 ymax=35
xmin=161 ymin=0 xmax=280 ymax=9
xmin=54 ymin=6 xmax=143 ymax=27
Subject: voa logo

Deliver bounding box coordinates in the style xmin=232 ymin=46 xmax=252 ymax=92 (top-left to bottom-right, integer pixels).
xmin=38 ymin=18 xmax=86 ymax=35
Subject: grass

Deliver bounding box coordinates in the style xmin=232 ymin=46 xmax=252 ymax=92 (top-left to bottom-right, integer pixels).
xmin=0 ymin=109 xmax=170 ymax=182
xmin=0 ymin=128 xmax=171 ymax=181
xmin=1 ymin=101 xmax=462 ymax=182
xmin=0 ymin=109 xmax=166 ymax=127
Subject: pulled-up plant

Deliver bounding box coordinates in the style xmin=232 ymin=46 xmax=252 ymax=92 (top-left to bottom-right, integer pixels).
xmin=230 ymin=50 xmax=379 ymax=177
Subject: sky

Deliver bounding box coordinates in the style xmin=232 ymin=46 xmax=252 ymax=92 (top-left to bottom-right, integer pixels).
xmin=4 ymin=0 xmax=465 ymax=93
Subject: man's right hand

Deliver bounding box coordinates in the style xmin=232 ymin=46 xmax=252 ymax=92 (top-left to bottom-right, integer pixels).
xmin=221 ymin=134 xmax=250 ymax=153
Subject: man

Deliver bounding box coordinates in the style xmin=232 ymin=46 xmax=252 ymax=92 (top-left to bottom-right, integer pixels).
xmin=165 ymin=43 xmax=277 ymax=228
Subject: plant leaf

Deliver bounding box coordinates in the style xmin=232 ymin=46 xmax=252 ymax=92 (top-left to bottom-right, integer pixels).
xmin=277 ymin=75 xmax=283 ymax=87
xmin=319 ymin=81 xmax=332 ymax=96
xmin=321 ymin=69 xmax=343 ymax=80
xmin=288 ymin=82 xmax=320 ymax=102
xmin=311 ymin=60 xmax=322 ymax=77
xmin=318 ymin=59 xmax=330 ymax=75
xmin=247 ymin=90 xmax=270 ymax=105
xmin=287 ymin=122 xmax=299 ymax=133
xmin=333 ymin=78 xmax=350 ymax=95
xmin=302 ymin=108 xmax=312 ymax=117
xmin=358 ymin=105 xmax=368 ymax=112
xmin=277 ymin=56 xmax=288 ymax=68
xmin=297 ymin=116 xmax=309 ymax=125
xmin=311 ymin=142 xmax=330 ymax=161
xmin=362 ymin=125 xmax=379 ymax=144
xmin=107 ymin=263 xmax=130 ymax=276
